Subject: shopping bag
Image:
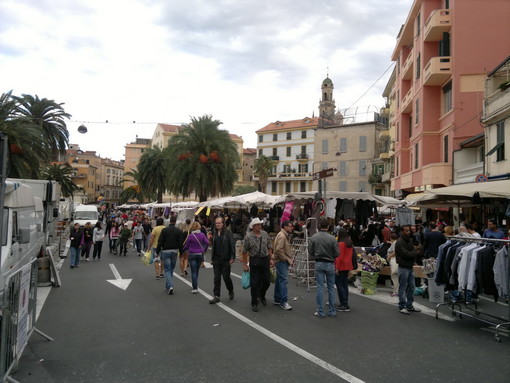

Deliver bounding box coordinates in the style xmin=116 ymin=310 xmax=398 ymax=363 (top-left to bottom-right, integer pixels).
xmin=141 ymin=250 xmax=152 ymax=266
xmin=241 ymin=271 xmax=250 ymax=289
xmin=270 ymin=267 xmax=276 ymax=284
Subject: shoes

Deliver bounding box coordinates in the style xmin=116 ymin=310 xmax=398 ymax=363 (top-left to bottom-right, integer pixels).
xmin=191 ymin=289 xmax=198 ymax=294
xmin=399 ymin=308 xmax=410 ymax=315
xmin=167 ymin=288 xmax=174 ymax=295
xmin=159 ymin=274 xmax=164 ymax=277
xmin=114 ymin=252 xmax=117 ymax=255
xmin=314 ymin=312 xmax=325 ymax=318
xmin=184 ymin=270 xmax=188 ymax=276
xmin=209 ymin=296 xmax=220 ymax=304
xmin=74 ymin=265 xmax=79 ymax=268
xmin=260 ymin=297 xmax=267 ymax=306
xmin=155 ymin=276 xmax=159 ymax=280
xmin=281 ymin=303 xmax=292 ymax=310
xmin=251 ymin=305 xmax=259 ymax=312
xmin=137 ymin=253 xmax=141 ymax=257
xmin=337 ymin=305 xmax=351 ymax=312
xmin=406 ymin=306 xmax=421 ymax=313
xmin=86 ymin=258 xmax=90 ymax=262
xmin=70 ymin=266 xmax=74 ymax=269
xmin=273 ymin=301 xmax=281 ymax=306
xmin=229 ymin=291 xmax=234 ymax=300
xmin=390 ymin=292 xmax=398 ymax=297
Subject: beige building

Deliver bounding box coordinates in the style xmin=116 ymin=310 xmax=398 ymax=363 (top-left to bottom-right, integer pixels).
xmin=123 ymin=137 xmax=151 ymax=188
xmin=242 ymin=148 xmax=257 ymax=184
xmin=151 ymin=123 xmax=180 ymax=149
xmin=314 ymin=119 xmax=386 ymax=195
xmin=100 ymin=158 xmax=125 ymax=206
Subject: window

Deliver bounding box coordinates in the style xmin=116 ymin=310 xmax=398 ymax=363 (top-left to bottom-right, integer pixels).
xmin=285 ymin=182 xmax=291 ymax=193
xmin=283 ymin=164 xmax=291 ymax=174
xmin=271 ymin=183 xmax=277 ymax=193
xmin=273 ymin=133 xmax=278 ymax=141
xmin=443 ymin=81 xmax=452 ymax=114
xmin=359 ymin=160 xmax=366 ymax=176
xmin=339 ymin=161 xmax=347 ymax=176
xmin=272 ymin=148 xmax=277 ymax=157
xmin=409 ymin=115 xmax=412 ymax=138
xmin=339 ymin=181 xmax=347 ymax=191
xmin=322 ymin=139 xmax=328 ymax=154
xmin=415 ymin=143 xmax=419 ymax=169
xmin=301 ymin=145 xmax=306 ymax=154
xmin=397 ymin=56 xmax=400 ymax=75
xmin=321 ymin=162 xmax=328 ymax=170
xmin=271 ymin=165 xmax=277 ymax=174
xmin=416 ymin=53 xmax=421 ymax=79
xmin=444 ymin=135 xmax=449 ymax=162
xmin=286 ymin=147 xmax=291 ymax=157
xmin=359 ymin=136 xmax=367 ymax=152
xmin=396 ymin=156 xmax=399 ymax=176
xmin=486 ymin=121 xmax=506 ymax=162
xmin=298 ymin=164 xmax=308 ymax=173
xmin=340 ymin=138 xmax=347 ymax=153
xmin=301 ymin=130 xmax=307 ymax=138
xmin=359 ymin=181 xmax=367 ymax=192
xmin=258 ymin=135 xmax=263 ymax=143
xmin=415 ymin=98 xmax=419 ymax=124
xmin=416 ymin=13 xmax=421 ymax=36
xmin=300 ymin=181 xmax=306 ymax=192
xmin=286 ymin=132 xmax=291 ymax=140
xmin=397 ymin=90 xmax=400 ymax=107
xmin=258 ymin=149 xmax=263 ymax=157
xmin=396 ymin=122 xmax=400 ymax=142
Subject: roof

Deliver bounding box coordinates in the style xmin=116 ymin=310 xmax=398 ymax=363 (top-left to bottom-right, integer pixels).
xmin=322 ymin=77 xmax=333 ymax=85
xmin=488 ymin=55 xmax=510 ymax=77
xmin=229 ymin=133 xmax=242 ymax=140
xmin=157 ymin=123 xmax=181 ymax=133
xmin=243 ymin=148 xmax=257 ymax=155
xmin=256 ymin=117 xmax=320 ymax=133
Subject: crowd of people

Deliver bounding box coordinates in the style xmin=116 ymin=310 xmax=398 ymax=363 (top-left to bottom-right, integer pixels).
xmin=68 ymin=207 xmax=509 ymax=317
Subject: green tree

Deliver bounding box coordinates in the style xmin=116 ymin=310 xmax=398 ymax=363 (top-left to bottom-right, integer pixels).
xmin=137 ymin=146 xmax=170 ymax=203
xmin=232 ymin=185 xmax=257 ymax=196
xmin=121 ymin=169 xmax=154 ymax=203
xmin=0 ymin=91 xmax=48 ymax=178
xmin=13 ymin=94 xmax=71 ymax=159
xmin=41 ymin=163 xmax=79 ymax=197
xmin=165 ymin=115 xmax=240 ymax=202
xmin=253 ymin=155 xmax=273 ymax=193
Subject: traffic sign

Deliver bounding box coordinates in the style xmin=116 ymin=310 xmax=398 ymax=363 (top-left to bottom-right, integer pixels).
xmin=312 ymin=168 xmax=335 ymax=181
xmin=475 ymin=174 xmax=488 ymax=183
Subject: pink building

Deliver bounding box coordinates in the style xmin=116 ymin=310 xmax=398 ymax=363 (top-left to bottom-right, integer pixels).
xmin=389 ymin=0 xmax=510 ymax=195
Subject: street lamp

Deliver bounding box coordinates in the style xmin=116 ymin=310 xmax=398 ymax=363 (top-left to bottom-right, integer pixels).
xmin=77 ymin=124 xmax=88 ymax=134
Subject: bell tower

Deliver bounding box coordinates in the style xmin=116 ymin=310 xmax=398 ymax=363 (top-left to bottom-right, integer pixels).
xmin=319 ymin=74 xmax=335 ymax=123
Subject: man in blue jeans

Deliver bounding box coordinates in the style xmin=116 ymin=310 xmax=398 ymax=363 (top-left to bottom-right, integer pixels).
xmin=308 ymin=219 xmax=339 ymax=318
xmin=395 ymin=225 xmax=422 ymax=315
xmin=273 ymin=220 xmax=294 ymax=310
xmin=156 ymin=215 xmax=184 ymax=295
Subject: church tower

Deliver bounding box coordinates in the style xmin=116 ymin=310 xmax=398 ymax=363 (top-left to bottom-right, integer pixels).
xmin=318 ymin=75 xmax=335 ymax=122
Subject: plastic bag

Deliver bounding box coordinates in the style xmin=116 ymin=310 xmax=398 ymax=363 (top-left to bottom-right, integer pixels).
xmin=141 ymin=250 xmax=152 ymax=266
xmin=241 ymin=271 xmax=250 ymax=289
xmin=270 ymin=267 xmax=276 ymax=284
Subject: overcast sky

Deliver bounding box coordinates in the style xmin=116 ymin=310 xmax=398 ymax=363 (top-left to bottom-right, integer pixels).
xmin=0 ymin=0 xmax=412 ymax=161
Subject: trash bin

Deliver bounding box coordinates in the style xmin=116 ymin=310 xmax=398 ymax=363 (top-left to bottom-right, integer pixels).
xmin=427 ymin=278 xmax=444 ymax=303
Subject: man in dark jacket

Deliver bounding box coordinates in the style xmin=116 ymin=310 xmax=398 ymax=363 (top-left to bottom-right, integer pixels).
xmin=156 ymin=215 xmax=184 ymax=295
xmin=395 ymin=225 xmax=421 ymax=315
xmin=208 ymin=216 xmax=236 ymax=304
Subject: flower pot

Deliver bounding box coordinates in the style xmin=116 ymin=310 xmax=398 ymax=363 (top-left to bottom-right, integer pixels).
xmin=361 ymin=271 xmax=379 ymax=295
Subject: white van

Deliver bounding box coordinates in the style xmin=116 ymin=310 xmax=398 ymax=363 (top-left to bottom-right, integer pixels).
xmin=73 ymin=204 xmax=100 ymax=227
xmin=1 ymin=181 xmax=44 ymax=292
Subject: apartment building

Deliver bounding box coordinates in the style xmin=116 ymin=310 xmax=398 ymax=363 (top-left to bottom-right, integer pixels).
xmin=123 ymin=137 xmax=151 ymax=188
xmin=151 ymin=123 xmax=180 ymax=149
xmin=256 ymin=117 xmax=318 ymax=195
xmin=100 ymin=158 xmax=125 ymax=206
xmin=388 ymin=0 xmax=510 ymax=196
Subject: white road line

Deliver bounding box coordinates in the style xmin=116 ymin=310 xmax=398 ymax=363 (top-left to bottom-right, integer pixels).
xmin=109 ymin=263 xmax=122 ymax=280
xmin=174 ymin=273 xmax=365 ymax=383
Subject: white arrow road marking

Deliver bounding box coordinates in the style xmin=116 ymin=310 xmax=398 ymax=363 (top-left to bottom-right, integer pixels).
xmin=107 ymin=264 xmax=132 ymax=290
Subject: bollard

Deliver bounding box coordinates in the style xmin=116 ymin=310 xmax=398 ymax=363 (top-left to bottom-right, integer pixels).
xmin=37 ymin=256 xmax=52 ymax=286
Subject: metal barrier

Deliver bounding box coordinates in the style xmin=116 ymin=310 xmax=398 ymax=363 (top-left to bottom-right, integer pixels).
xmin=0 ymin=258 xmax=53 ymax=383
xmin=289 ymin=238 xmax=315 ymax=291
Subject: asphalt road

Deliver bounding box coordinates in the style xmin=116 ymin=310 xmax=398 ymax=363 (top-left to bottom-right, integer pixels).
xmin=13 ymin=246 xmax=510 ymax=383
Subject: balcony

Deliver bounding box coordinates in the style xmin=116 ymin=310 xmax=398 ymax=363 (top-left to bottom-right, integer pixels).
xmin=424 ymin=56 xmax=452 ymax=86
xmin=270 ymin=155 xmax=279 ymax=161
xmin=424 ymin=9 xmax=451 ymax=42
xmin=401 ymin=53 xmax=413 ymax=80
xmin=296 ymin=153 xmax=309 ymax=160
xmin=401 ymin=88 xmax=413 ymax=113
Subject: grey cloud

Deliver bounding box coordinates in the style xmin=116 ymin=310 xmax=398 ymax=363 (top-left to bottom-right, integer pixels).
xmin=153 ymin=0 xmax=410 ymax=84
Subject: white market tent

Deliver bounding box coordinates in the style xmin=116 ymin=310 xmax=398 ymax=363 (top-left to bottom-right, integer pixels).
xmin=273 ymin=191 xmax=402 ymax=206
xmin=197 ymin=191 xmax=280 ymax=209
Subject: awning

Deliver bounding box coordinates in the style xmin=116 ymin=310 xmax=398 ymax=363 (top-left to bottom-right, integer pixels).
xmin=273 ymin=191 xmax=402 ymax=206
xmin=427 ymin=179 xmax=510 ymax=199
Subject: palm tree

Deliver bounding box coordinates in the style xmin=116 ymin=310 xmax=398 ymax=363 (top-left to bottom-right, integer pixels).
xmin=165 ymin=115 xmax=240 ymax=202
xmin=137 ymin=146 xmax=170 ymax=203
xmin=0 ymin=92 xmax=48 ymax=178
xmin=253 ymin=155 xmax=273 ymax=193
xmin=13 ymin=94 xmax=71 ymax=160
xmin=41 ymin=163 xmax=79 ymax=197
xmin=122 ymin=169 xmax=155 ymax=203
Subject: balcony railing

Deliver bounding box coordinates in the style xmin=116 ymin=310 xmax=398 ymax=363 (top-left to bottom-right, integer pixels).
xmin=401 ymin=53 xmax=413 ymax=80
xmin=296 ymin=153 xmax=309 ymax=160
xmin=401 ymin=88 xmax=413 ymax=113
xmin=270 ymin=155 xmax=279 ymax=161
xmin=424 ymin=56 xmax=452 ymax=86
xmin=424 ymin=9 xmax=451 ymax=41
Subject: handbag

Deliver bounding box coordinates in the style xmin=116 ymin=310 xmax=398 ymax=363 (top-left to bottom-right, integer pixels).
xmin=141 ymin=250 xmax=152 ymax=266
xmin=270 ymin=267 xmax=276 ymax=284
xmin=241 ymin=271 xmax=250 ymax=289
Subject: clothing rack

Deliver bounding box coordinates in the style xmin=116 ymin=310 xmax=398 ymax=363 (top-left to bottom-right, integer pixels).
xmin=435 ymin=235 xmax=509 ymax=342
